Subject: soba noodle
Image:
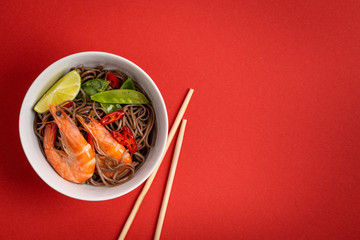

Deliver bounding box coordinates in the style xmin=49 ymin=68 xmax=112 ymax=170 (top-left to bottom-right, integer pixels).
xmin=33 ymin=66 xmax=157 ymax=186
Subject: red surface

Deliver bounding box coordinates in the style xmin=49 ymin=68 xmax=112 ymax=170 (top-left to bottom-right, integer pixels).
xmin=1 ymin=0 xmax=360 ymax=239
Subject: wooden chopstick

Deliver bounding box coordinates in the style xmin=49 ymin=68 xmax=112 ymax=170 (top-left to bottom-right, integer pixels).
xmin=153 ymin=119 xmax=187 ymax=240
xmin=118 ymin=89 xmax=194 ymax=240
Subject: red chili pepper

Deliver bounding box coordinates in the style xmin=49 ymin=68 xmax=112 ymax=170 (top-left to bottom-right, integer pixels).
xmin=106 ymin=72 xmax=120 ymax=88
xmin=87 ymin=133 xmax=95 ymax=151
xmin=122 ymin=126 xmax=137 ymax=153
xmin=100 ymin=110 xmax=125 ymax=125
xmin=63 ymin=101 xmax=73 ymax=108
xmin=111 ymin=131 xmax=128 ymax=146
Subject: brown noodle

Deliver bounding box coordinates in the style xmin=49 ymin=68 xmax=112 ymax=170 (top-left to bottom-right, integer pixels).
xmin=33 ymin=66 xmax=157 ymax=186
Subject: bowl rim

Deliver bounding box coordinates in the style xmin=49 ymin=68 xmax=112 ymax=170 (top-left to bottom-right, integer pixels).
xmin=19 ymin=51 xmax=168 ymax=201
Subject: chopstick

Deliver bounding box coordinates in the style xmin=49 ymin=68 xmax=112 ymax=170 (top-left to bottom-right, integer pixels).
xmin=153 ymin=119 xmax=187 ymax=240
xmin=118 ymin=89 xmax=194 ymax=240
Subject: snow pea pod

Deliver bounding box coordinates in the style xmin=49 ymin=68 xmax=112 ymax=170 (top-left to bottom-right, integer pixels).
xmin=100 ymin=78 xmax=135 ymax=112
xmin=91 ymin=90 xmax=149 ymax=104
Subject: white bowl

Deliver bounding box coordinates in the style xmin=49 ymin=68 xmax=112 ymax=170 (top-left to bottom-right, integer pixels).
xmin=19 ymin=51 xmax=168 ymax=201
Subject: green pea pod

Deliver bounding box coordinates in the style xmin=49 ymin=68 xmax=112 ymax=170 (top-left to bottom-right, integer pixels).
xmin=100 ymin=77 xmax=134 ymax=113
xmin=91 ymin=89 xmax=149 ymax=104
xmin=81 ymin=79 xmax=109 ymax=96
xmin=100 ymin=103 xmax=123 ymax=113
xmin=120 ymin=77 xmax=135 ymax=90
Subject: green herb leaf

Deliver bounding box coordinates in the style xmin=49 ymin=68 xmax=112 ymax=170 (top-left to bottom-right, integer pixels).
xmin=120 ymin=77 xmax=135 ymax=90
xmin=81 ymin=79 xmax=109 ymax=96
xmin=100 ymin=103 xmax=123 ymax=113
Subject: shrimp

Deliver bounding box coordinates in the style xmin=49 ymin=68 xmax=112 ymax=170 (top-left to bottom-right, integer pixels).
xmin=76 ymin=115 xmax=132 ymax=176
xmin=43 ymin=104 xmax=95 ymax=183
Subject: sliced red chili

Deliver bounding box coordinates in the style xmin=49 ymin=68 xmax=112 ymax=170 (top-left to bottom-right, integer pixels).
xmin=100 ymin=110 xmax=125 ymax=125
xmin=87 ymin=133 xmax=95 ymax=151
xmin=63 ymin=101 xmax=73 ymax=108
xmin=111 ymin=131 xmax=128 ymax=145
xmin=106 ymin=72 xmax=120 ymax=89
xmin=122 ymin=126 xmax=137 ymax=153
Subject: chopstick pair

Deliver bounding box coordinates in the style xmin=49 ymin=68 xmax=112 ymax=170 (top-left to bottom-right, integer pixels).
xmin=118 ymin=89 xmax=194 ymax=240
xmin=154 ymin=119 xmax=187 ymax=240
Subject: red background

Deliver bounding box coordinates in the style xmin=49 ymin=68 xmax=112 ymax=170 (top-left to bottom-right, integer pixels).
xmin=1 ymin=0 xmax=360 ymax=239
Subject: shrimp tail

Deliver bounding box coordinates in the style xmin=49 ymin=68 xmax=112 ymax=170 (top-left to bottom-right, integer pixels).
xmin=44 ymin=122 xmax=57 ymax=149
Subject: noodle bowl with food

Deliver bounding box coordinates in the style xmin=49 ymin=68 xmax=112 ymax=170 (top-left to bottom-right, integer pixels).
xmin=19 ymin=52 xmax=168 ymax=201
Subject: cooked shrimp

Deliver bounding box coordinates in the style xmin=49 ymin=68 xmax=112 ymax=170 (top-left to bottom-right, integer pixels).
xmin=43 ymin=105 xmax=95 ymax=183
xmin=76 ymin=115 xmax=132 ymax=174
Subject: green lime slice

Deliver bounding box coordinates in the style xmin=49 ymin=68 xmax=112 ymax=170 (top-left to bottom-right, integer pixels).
xmin=34 ymin=70 xmax=81 ymax=113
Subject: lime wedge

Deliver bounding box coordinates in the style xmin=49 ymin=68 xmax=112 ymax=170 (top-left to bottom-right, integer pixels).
xmin=34 ymin=70 xmax=81 ymax=113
